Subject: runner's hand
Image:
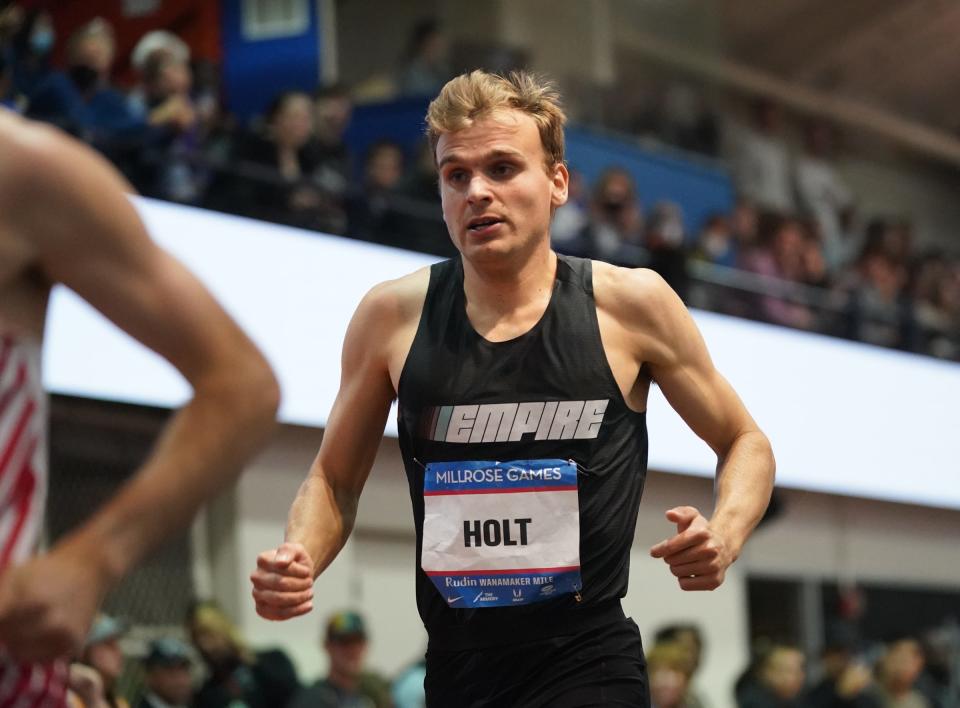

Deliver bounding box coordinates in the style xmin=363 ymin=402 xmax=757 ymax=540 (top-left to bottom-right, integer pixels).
xmin=251 ymin=542 xmax=315 ymax=620
xmin=649 ymin=506 xmax=733 ymax=591
xmin=0 ymin=549 xmax=106 ymax=662
xmin=68 ymin=662 xmax=108 ymax=707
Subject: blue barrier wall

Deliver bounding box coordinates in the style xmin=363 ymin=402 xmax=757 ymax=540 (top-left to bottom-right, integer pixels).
xmin=221 ymin=0 xmax=323 ymax=121
xmin=565 ymin=126 xmax=734 ymax=236
xmin=345 ymin=97 xmax=431 ymax=168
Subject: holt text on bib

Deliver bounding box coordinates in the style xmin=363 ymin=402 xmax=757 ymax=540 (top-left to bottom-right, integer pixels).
xmin=421 ymin=459 xmax=582 ymax=609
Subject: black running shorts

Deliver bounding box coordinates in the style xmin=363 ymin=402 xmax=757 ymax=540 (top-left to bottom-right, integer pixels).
xmin=424 ymin=610 xmax=649 ymax=707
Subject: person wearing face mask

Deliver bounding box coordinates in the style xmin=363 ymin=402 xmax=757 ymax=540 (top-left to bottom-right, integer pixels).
xmin=9 ymin=7 xmax=54 ymax=101
xmin=26 ymin=17 xmax=147 ymax=157
xmin=579 ymin=167 xmax=648 ymax=266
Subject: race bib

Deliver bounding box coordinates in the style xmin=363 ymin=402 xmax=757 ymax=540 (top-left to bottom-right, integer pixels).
xmin=421 ymin=459 xmax=582 ymax=608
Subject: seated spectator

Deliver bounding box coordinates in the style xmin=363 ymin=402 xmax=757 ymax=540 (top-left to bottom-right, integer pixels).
xmin=653 ymin=624 xmax=707 ymax=708
xmin=289 ymin=610 xmax=391 ymax=708
xmin=310 ymin=83 xmax=353 ymax=202
xmin=365 ymin=139 xmax=404 ymax=194
xmin=908 ymin=252 xmax=959 ymax=359
xmin=396 ymin=19 xmax=451 ymax=97
xmin=129 ymin=47 xmax=204 ymax=203
xmin=27 ymin=17 xmax=149 ymax=174
xmin=794 ymin=118 xmax=856 ymax=274
xmin=392 ymin=658 xmax=426 ymax=708
xmin=0 ymin=1 xmax=20 ymax=46
xmin=844 ymin=242 xmax=909 ymax=348
xmin=869 ymin=636 xmax=929 ymax=708
xmin=739 ymin=644 xmax=807 ymax=708
xmin=127 ymin=31 xmax=192 ymax=124
xmin=645 ymin=201 xmax=689 ymax=297
xmin=647 ymin=641 xmax=693 ymax=708
xmin=805 ymin=624 xmax=881 ymax=708
xmin=0 ymin=1 xmax=22 ymax=94
xmin=727 ymin=98 xmax=795 ymax=215
xmin=348 ymin=139 xmax=405 ymax=242
xmin=187 ymin=600 xmax=300 ymax=708
xmin=884 ymin=220 xmax=915 ymax=268
xmin=915 ymin=627 xmax=954 ymax=708
xmin=390 ymin=139 xmax=454 ymax=256
xmin=232 ymin=90 xmax=344 ymax=232
xmin=580 ymin=167 xmax=647 ymax=266
xmin=78 ymin=614 xmax=130 ymax=708
xmin=731 ymin=197 xmax=761 ymax=261
xmin=138 ymin=638 xmax=194 ymax=708
xmin=693 ymin=213 xmax=737 ymax=268
xmin=9 ymin=7 xmax=55 ymax=102
xmin=742 ymin=215 xmax=818 ymax=330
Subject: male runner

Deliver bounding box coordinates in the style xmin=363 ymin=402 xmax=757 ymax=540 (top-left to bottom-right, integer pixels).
xmin=251 ymin=71 xmax=775 ymax=707
xmin=0 ymin=106 xmax=280 ymax=704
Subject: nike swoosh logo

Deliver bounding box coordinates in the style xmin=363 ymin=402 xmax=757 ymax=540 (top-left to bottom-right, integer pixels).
xmin=446 ymin=596 xmax=462 ymax=603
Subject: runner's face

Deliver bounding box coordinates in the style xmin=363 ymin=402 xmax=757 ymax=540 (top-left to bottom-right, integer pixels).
xmin=436 ymin=110 xmax=568 ymax=264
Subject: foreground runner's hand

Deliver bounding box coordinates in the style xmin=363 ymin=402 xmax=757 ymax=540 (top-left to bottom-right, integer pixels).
xmin=649 ymin=506 xmax=734 ymax=591
xmin=0 ymin=548 xmax=107 ymax=662
xmin=251 ymin=542 xmax=316 ymax=620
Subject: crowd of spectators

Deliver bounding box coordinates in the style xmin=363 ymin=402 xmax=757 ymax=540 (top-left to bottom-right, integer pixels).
xmin=637 ymin=90 xmax=960 ymax=360
xmin=1 ymin=8 xmax=957 ymax=361
xmin=65 ymin=605 xmax=399 ymax=708
xmin=60 ymin=608 xmax=957 ymax=708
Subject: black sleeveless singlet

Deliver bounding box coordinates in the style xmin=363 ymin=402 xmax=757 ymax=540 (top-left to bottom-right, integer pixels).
xmin=397 ymin=254 xmax=649 ymax=649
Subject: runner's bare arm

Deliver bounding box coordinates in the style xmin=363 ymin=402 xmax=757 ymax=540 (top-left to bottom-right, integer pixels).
xmin=252 ymin=279 xmax=412 ymax=620
xmin=0 ymin=123 xmax=280 ymax=658
xmin=612 ymin=268 xmax=774 ymax=590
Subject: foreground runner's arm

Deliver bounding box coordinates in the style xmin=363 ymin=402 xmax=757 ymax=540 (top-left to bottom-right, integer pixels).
xmin=251 ymin=282 xmax=403 ymax=620
xmin=611 ymin=268 xmax=775 ymax=591
xmin=0 ymin=122 xmax=280 ymax=661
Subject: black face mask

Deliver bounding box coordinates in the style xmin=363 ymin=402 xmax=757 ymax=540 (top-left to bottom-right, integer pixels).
xmin=68 ymin=64 xmax=100 ymax=93
xmin=602 ymin=199 xmax=627 ymax=217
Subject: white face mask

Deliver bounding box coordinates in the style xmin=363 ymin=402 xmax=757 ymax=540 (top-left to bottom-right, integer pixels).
xmin=703 ymin=231 xmax=731 ymax=258
xmin=30 ymin=28 xmax=55 ymax=55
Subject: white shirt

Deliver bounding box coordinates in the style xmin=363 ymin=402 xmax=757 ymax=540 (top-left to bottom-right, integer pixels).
xmin=794 ymin=154 xmax=854 ymax=270
xmin=729 ymin=125 xmax=795 ymax=213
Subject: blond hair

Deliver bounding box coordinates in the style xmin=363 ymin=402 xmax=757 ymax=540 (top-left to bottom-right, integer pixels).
xmin=188 ymin=601 xmax=255 ymax=665
xmin=647 ymin=641 xmax=695 ymax=677
xmin=426 ymin=70 xmax=566 ymax=169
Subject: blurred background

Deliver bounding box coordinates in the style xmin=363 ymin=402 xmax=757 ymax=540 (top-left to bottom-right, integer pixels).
xmin=2 ymin=0 xmax=958 ymax=706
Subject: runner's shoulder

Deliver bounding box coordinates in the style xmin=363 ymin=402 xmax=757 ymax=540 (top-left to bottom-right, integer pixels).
xmin=0 ymin=112 xmax=123 ymax=205
xmin=591 ymin=261 xmax=681 ymax=333
xmin=0 ymin=112 xmax=72 ymax=177
xmin=354 ymin=266 xmax=431 ymax=334
xmin=0 ymin=112 xmax=55 ymax=192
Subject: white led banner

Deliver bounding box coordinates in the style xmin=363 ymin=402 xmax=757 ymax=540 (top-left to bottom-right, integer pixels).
xmin=45 ymin=199 xmax=960 ymax=509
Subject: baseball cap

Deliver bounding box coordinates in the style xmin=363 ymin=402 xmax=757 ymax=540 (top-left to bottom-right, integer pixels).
xmin=85 ymin=614 xmax=127 ymax=647
xmin=325 ymin=610 xmax=367 ymax=642
xmin=144 ymin=638 xmax=193 ymax=668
